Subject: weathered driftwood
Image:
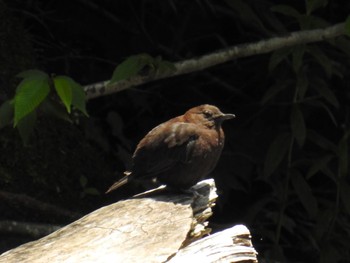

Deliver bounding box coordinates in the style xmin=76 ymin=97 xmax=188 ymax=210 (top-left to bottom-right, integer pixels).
xmin=168 ymin=225 xmax=257 ymax=263
xmin=0 ymin=179 xmax=257 ymax=263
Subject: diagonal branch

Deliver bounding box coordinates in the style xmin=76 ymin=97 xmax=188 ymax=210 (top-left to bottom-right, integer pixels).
xmin=84 ymin=22 xmax=346 ymax=100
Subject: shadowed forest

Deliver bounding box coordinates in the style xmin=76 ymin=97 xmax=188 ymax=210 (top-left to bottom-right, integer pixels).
xmin=1 ymin=1 xmax=350 ymax=262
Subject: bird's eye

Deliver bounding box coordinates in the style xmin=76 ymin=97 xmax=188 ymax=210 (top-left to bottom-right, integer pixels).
xmin=203 ymin=110 xmax=213 ymax=118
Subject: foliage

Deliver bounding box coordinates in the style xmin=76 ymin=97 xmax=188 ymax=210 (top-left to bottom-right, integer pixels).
xmin=109 ymin=53 xmax=175 ymax=84
xmin=0 ymin=70 xmax=87 ymax=144
xmin=218 ymin=0 xmax=350 ymax=262
xmin=0 ymin=51 xmax=175 ymax=144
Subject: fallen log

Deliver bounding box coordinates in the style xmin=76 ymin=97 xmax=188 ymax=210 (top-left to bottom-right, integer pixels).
xmin=0 ymin=179 xmax=258 ymax=263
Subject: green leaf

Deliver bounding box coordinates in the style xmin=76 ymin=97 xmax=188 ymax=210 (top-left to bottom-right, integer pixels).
xmin=53 ymin=76 xmax=73 ymax=113
xmin=16 ymin=69 xmax=48 ymax=80
xmin=307 ymin=129 xmax=337 ymax=152
xmin=307 ymin=46 xmax=333 ymax=77
xmin=306 ymin=155 xmax=334 ymax=179
xmin=345 ymin=16 xmax=350 ymax=37
xmin=71 ymin=81 xmax=88 ymax=116
xmin=271 ymin=5 xmax=301 ymax=18
xmin=312 ymin=79 xmax=339 ymax=108
xmin=264 ymin=132 xmax=291 ymax=177
xmin=291 ymin=105 xmax=306 ymax=147
xmin=292 ymin=45 xmax=305 ymax=73
xmin=291 ymin=170 xmax=318 ymax=218
xmin=0 ymin=100 xmax=14 ymax=129
xmin=109 ymin=54 xmax=153 ymax=84
xmin=268 ymin=48 xmax=292 ymax=72
xmin=14 ymin=75 xmax=50 ymax=126
xmin=17 ymin=111 xmax=37 ymax=145
xmin=305 ymin=0 xmax=328 ymax=15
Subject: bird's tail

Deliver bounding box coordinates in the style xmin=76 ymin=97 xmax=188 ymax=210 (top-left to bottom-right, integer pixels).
xmin=105 ymin=171 xmax=132 ymax=194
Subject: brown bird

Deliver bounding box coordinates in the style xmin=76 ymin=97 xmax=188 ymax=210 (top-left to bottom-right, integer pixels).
xmin=106 ymin=104 xmax=235 ymax=193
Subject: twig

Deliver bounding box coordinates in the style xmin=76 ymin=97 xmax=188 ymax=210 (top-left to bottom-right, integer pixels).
xmin=84 ymin=22 xmax=345 ymax=100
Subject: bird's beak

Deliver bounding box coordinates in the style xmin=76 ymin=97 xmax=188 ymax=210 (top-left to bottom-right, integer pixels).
xmin=218 ymin=113 xmax=236 ymax=121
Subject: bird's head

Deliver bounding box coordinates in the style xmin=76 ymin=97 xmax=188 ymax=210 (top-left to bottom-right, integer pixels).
xmin=184 ymin=104 xmax=235 ymax=128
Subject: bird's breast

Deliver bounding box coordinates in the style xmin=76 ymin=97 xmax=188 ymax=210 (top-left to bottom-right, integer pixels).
xmin=195 ymin=127 xmax=224 ymax=153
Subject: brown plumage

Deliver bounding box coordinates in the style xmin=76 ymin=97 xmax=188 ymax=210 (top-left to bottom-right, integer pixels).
xmin=106 ymin=104 xmax=235 ymax=193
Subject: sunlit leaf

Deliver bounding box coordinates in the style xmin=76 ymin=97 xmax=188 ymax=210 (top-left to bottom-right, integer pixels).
xmin=264 ymin=132 xmax=291 ymax=177
xmin=0 ymin=100 xmax=14 ymax=129
xmin=109 ymin=53 xmax=153 ymax=84
xmin=291 ymin=170 xmax=318 ymax=218
xmin=71 ymin=81 xmax=88 ymax=116
xmin=14 ymin=75 xmax=50 ymax=126
xmin=53 ymin=76 xmax=73 ymax=113
xmin=17 ymin=111 xmax=37 ymax=145
xmin=291 ymin=104 xmax=306 ymax=147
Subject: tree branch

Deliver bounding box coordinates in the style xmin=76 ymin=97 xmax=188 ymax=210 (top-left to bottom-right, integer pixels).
xmin=84 ymin=22 xmax=346 ymax=100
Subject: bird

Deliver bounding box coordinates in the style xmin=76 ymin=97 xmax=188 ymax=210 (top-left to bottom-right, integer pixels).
xmin=106 ymin=104 xmax=235 ymax=193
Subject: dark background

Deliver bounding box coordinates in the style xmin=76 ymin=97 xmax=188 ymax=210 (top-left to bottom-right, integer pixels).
xmin=1 ymin=0 xmax=350 ymax=262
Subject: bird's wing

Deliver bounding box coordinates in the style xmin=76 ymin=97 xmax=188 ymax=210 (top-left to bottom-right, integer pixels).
xmin=132 ymin=122 xmax=199 ymax=178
